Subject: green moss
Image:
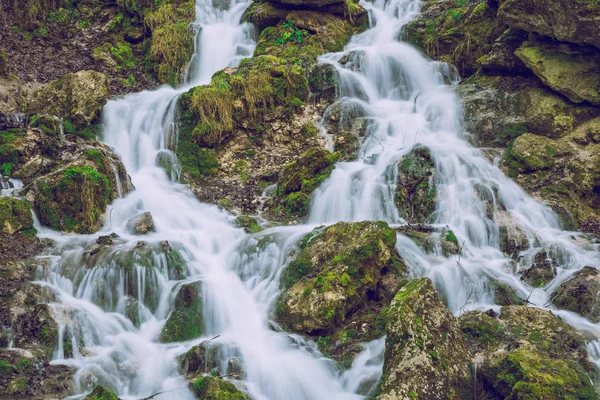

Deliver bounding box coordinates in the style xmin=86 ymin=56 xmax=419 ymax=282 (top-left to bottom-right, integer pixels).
xmin=444 ymin=230 xmax=459 ymax=246
xmin=0 ymin=359 xmax=14 ymax=376
xmin=460 ymin=312 xmax=504 ymax=347
xmin=110 ymin=42 xmax=136 ymax=69
xmin=160 ymin=283 xmax=204 ymax=343
xmin=491 ymin=349 xmax=597 ymax=399
xmin=14 ymin=358 xmax=31 ymax=373
xmin=84 ymin=385 xmax=119 ymax=400
xmin=191 ymin=376 xmax=248 ymax=399
xmin=35 ymin=165 xmax=113 ymax=233
xmin=0 ymin=197 xmax=37 ymax=237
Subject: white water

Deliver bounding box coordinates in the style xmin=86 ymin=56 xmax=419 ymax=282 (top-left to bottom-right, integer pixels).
xmin=21 ymin=0 xmax=600 ymax=398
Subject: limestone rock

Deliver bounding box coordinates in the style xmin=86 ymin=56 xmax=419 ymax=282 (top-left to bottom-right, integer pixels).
xmin=126 ymin=212 xmax=156 ymax=235
xmin=376 ymin=278 xmax=472 ymax=400
xmin=487 ymin=277 xmax=524 ymax=306
xmin=160 ymin=282 xmax=204 ymax=343
xmin=28 ymin=70 xmax=109 ymax=129
xmin=515 ymin=41 xmax=600 ymax=106
xmin=498 ymin=0 xmax=600 ymax=49
xmin=276 ymin=221 xmax=406 ymax=335
xmin=521 ymin=250 xmax=557 ymax=288
xmin=551 ymin=266 xmax=600 ymax=322
xmin=395 ymin=146 xmax=437 ymax=223
xmin=180 ymin=340 xmax=221 ymax=376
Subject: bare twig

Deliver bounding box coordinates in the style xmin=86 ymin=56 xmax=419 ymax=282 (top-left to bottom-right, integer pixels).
xmin=459 ymin=288 xmax=474 ymax=316
xmin=138 ymin=386 xmax=188 ymax=400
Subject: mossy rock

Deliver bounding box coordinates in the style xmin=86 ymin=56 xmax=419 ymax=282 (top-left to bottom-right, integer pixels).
xmin=459 ymin=310 xmax=505 ymax=350
xmin=160 ymin=282 xmax=204 ymax=343
xmin=395 ymin=146 xmax=437 ymax=224
xmin=34 ymin=165 xmax=113 ymax=234
xmin=190 ymin=376 xmax=247 ymax=400
xmin=28 ymin=71 xmax=109 ymax=130
xmin=551 ymin=266 xmax=600 ymax=323
xmin=84 ymin=385 xmax=120 ymax=400
xmin=488 ymin=277 xmax=524 ymax=306
xmin=520 ymin=250 xmax=557 ymax=288
xmin=13 ymin=304 xmax=59 ymax=361
xmin=234 ymin=215 xmax=263 ymax=233
xmin=498 ymin=0 xmax=600 ymax=49
xmin=480 ymin=347 xmax=597 ymax=400
xmin=0 ymin=197 xmax=36 ymax=238
xmin=377 ymin=278 xmax=473 ymax=400
xmin=515 ymin=41 xmax=600 ymax=106
xmin=276 ymin=220 xmax=406 ymax=336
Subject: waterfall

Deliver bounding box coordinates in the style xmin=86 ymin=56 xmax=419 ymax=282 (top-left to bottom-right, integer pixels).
xmin=25 ymin=0 xmax=600 ymax=398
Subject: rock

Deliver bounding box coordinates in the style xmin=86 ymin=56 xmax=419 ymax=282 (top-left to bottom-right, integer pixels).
xmin=84 ymin=385 xmax=120 ymax=400
xmin=497 ymin=211 xmax=528 ymax=257
xmin=498 ymin=0 xmax=600 ymax=49
xmin=28 ymin=70 xmax=109 ymax=129
xmin=0 ymin=348 xmax=74 ymax=398
xmin=551 ymin=266 xmax=600 ymax=322
xmin=521 ymin=250 xmax=557 ymax=288
xmin=271 ymin=147 xmax=338 ymax=219
xmin=276 ymin=221 xmax=406 ymax=336
xmin=395 ymin=146 xmax=437 ymax=223
xmin=268 ymin=0 xmax=343 ymax=8
xmin=474 ymin=305 xmax=595 ymax=399
xmin=307 ymin=63 xmax=339 ymax=103
xmin=33 ymin=164 xmax=114 ymax=234
xmin=477 ymin=28 xmax=529 ymax=74
xmin=126 ymin=212 xmax=156 ymax=235
xmin=190 ymin=376 xmax=247 ymax=400
xmin=180 ymin=340 xmax=221 ymax=376
xmin=227 ymin=358 xmax=244 ymax=379
xmin=13 ymin=304 xmax=59 ymax=360
xmin=0 ymin=197 xmax=36 ymax=237
xmin=376 ymin=278 xmax=472 ymax=400
xmin=515 ymin=41 xmax=600 ymax=106
xmin=160 ymin=282 xmax=204 ymax=343
xmin=459 ymin=310 xmax=505 ymax=351
xmin=397 ymin=225 xmax=460 ymax=257
xmin=234 ymin=215 xmax=262 ymax=233
xmin=487 ymin=277 xmax=524 ymax=306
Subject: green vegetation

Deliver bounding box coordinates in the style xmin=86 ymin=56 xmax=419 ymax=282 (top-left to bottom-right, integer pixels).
xmin=191 ymin=376 xmax=248 ymax=399
xmin=84 ymin=385 xmax=119 ymax=400
xmin=160 ymin=283 xmax=204 ymax=343
xmin=0 ymin=197 xmax=37 ymax=238
xmin=35 ymin=165 xmax=113 ymax=233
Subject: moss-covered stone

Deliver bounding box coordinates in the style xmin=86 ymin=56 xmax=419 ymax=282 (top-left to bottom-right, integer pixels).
xmin=488 ymin=277 xmax=524 ymax=306
xmin=515 ymin=41 xmax=600 ymax=106
xmin=190 ymin=376 xmax=247 ymax=400
xmin=395 ymin=146 xmax=437 ymax=224
xmin=0 ymin=50 xmax=7 ymax=76
xmin=28 ymin=70 xmax=109 ymax=129
xmin=234 ymin=215 xmax=263 ymax=233
xmin=0 ymin=197 xmax=36 ymax=238
xmin=377 ymin=278 xmax=472 ymax=400
xmin=13 ymin=304 xmax=59 ymax=361
xmin=84 ymin=385 xmax=120 ymax=400
xmin=551 ymin=266 xmax=600 ymax=322
xmin=274 ymin=147 xmax=338 ymax=218
xmin=459 ymin=310 xmax=505 ymax=350
xmin=520 ymin=250 xmax=558 ymax=288
xmin=498 ymin=0 xmax=600 ymax=49
xmin=160 ymin=282 xmax=204 ymax=343
xmin=276 ymin=221 xmax=406 ymax=337
xmin=34 ymin=165 xmax=113 ymax=234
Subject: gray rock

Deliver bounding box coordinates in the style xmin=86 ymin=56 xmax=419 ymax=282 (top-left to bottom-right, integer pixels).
xmin=126 ymin=212 xmax=155 ymax=235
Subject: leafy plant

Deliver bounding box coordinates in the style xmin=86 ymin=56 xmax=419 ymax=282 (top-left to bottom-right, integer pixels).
xmin=274 ymin=21 xmax=308 ymax=45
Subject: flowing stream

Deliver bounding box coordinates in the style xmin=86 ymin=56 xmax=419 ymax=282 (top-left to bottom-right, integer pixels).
xmin=20 ymin=0 xmax=600 ymax=398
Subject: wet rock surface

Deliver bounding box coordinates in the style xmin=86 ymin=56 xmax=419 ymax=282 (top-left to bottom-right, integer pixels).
xmin=126 ymin=212 xmax=156 ymax=235
xmin=552 ymin=266 xmax=600 ymax=322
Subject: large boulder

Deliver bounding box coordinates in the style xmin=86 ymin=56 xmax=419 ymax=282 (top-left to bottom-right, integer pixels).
xmin=376 ymin=278 xmax=472 ymax=400
xmin=276 ymin=221 xmax=406 ymax=337
xmin=551 ymin=266 xmax=600 ymax=322
xmin=520 ymin=250 xmax=558 ymax=288
xmin=160 ymin=282 xmax=204 ymax=343
xmin=395 ymin=146 xmax=437 ymax=223
xmin=28 ymin=71 xmax=109 ymax=129
xmin=498 ymin=0 xmax=600 ymax=49
xmin=126 ymin=212 xmax=156 ymax=235
xmin=471 ymin=306 xmax=596 ymax=399
xmin=515 ymin=41 xmax=600 ymax=106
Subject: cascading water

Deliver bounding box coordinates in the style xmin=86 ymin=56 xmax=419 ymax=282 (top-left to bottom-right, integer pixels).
xmin=22 ymin=0 xmax=600 ymax=398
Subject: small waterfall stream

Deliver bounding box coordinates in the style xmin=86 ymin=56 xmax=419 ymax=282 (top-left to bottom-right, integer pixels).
xmin=17 ymin=0 xmax=600 ymax=398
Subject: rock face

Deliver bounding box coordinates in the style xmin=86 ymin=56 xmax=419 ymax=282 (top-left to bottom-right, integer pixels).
xmin=0 ymin=198 xmax=38 ymax=262
xmin=467 ymin=306 xmax=596 ymax=399
xmin=515 ymin=41 xmax=600 ymax=105
xmin=498 ymin=0 xmax=600 ymax=49
xmin=190 ymin=376 xmax=247 ymax=400
xmin=28 ymin=71 xmax=109 ymax=129
xmin=395 ymin=146 xmax=437 ymax=223
xmin=377 ymin=278 xmax=472 ymax=400
xmin=126 ymin=212 xmax=156 ymax=235
xmin=276 ymin=221 xmax=406 ymax=336
xmin=551 ymin=266 xmax=600 ymax=322
xmin=160 ymin=282 xmax=204 ymax=343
